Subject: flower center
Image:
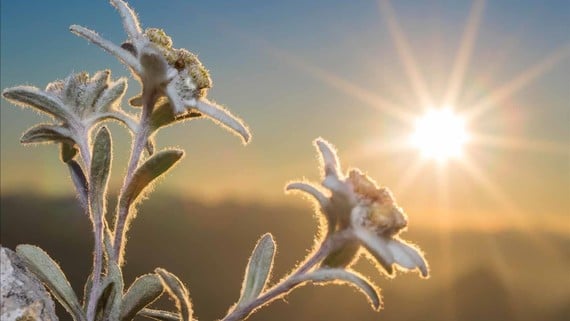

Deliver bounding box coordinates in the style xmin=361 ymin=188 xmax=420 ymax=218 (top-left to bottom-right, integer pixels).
xmin=348 ymin=169 xmax=407 ymax=236
xmin=144 ymin=28 xmax=212 ymax=94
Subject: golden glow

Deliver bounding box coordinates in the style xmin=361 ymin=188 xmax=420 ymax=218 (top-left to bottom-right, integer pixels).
xmin=411 ymin=109 xmax=469 ymax=161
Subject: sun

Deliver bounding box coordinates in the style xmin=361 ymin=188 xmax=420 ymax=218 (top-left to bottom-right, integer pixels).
xmin=411 ymin=108 xmax=469 ymax=161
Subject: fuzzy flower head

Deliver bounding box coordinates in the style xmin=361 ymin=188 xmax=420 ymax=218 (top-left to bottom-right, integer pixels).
xmin=2 ymin=70 xmax=135 ymax=155
xmin=287 ymin=138 xmax=429 ymax=278
xmin=69 ymin=0 xmax=250 ymax=143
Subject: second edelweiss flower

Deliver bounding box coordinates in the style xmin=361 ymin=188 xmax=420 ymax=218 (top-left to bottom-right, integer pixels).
xmin=70 ymin=0 xmax=250 ymax=143
xmin=287 ymin=138 xmax=429 ymax=277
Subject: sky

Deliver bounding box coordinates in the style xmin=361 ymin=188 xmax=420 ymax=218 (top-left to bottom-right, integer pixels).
xmin=1 ymin=0 xmax=569 ymax=231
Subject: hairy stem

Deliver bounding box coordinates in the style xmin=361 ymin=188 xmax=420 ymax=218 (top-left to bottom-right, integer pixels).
xmin=222 ymin=234 xmax=345 ymax=321
xmin=112 ymin=90 xmax=156 ymax=265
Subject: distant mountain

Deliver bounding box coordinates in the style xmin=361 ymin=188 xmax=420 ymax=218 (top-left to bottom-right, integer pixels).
xmin=1 ymin=194 xmax=569 ymax=321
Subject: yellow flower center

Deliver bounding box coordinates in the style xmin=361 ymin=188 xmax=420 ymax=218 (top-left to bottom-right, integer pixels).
xmin=348 ymin=169 xmax=407 ymax=236
xmin=144 ymin=28 xmax=212 ymax=92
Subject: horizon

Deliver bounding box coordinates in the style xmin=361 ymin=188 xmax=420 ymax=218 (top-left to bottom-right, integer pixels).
xmin=2 ymin=2 xmax=569 ymax=237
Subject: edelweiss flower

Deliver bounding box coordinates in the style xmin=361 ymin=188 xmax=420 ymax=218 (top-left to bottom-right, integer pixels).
xmin=69 ymin=0 xmax=250 ymax=143
xmin=287 ymin=138 xmax=429 ymax=277
xmin=2 ymin=70 xmax=135 ymax=163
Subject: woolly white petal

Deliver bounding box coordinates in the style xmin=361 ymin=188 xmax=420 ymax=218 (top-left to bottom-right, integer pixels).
xmin=387 ymin=239 xmax=429 ymax=277
xmin=323 ymin=175 xmax=352 ymax=197
xmin=354 ymin=227 xmax=394 ymax=275
xmin=314 ymin=138 xmax=341 ymax=179
xmin=164 ymin=75 xmax=189 ymax=116
xmin=192 ymin=99 xmax=251 ymax=144
xmin=286 ymin=182 xmax=329 ymax=208
xmin=70 ymin=25 xmax=141 ymax=74
xmin=110 ymin=0 xmax=142 ymax=39
xmin=139 ymin=45 xmax=170 ymax=87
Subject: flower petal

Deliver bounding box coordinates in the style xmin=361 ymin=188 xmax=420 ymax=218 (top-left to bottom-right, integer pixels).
xmin=193 ymin=99 xmax=251 ymax=144
xmin=110 ymin=0 xmax=143 ymax=40
xmin=314 ymin=138 xmax=342 ymax=179
xmin=70 ymin=25 xmax=141 ymax=74
xmin=387 ymin=238 xmax=429 ymax=278
xmin=354 ymin=227 xmax=394 ymax=276
xmin=139 ymin=45 xmax=170 ymax=87
xmin=164 ymin=76 xmax=188 ymax=116
xmin=285 ymin=182 xmax=329 ymax=209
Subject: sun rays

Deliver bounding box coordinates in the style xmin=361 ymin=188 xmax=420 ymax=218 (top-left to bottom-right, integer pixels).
xmin=225 ymin=0 xmax=568 ymax=237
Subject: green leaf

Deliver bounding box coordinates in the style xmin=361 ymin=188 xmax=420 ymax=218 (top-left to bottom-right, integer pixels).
xmin=16 ymin=245 xmax=85 ymax=321
xmin=292 ymin=268 xmax=382 ymax=311
xmin=120 ymin=274 xmax=164 ymax=321
xmin=90 ymin=127 xmax=112 ymax=219
xmin=20 ymin=124 xmax=73 ymax=145
xmin=120 ymin=149 xmax=183 ymax=208
xmin=2 ymin=86 xmax=71 ymax=120
xmin=236 ymin=233 xmax=276 ymax=307
xmin=138 ymin=309 xmax=180 ymax=321
xmin=155 ymin=269 xmax=192 ymax=321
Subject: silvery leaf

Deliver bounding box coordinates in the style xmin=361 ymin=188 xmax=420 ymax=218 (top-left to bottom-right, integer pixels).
xmin=236 ymin=233 xmax=276 ymax=307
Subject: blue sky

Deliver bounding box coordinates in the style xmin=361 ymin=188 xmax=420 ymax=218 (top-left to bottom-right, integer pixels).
xmin=1 ymin=0 xmax=569 ymax=230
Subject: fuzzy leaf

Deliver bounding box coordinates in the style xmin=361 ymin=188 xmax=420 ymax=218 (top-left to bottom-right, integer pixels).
xmin=2 ymin=86 xmax=71 ymax=120
xmin=104 ymin=261 xmax=124 ymax=320
xmin=84 ymin=70 xmax=111 ymax=109
xmin=20 ymin=124 xmax=73 ymax=145
xmin=102 ymin=262 xmax=125 ymax=321
xmin=120 ymin=274 xmax=164 ymax=321
xmin=155 ymin=269 xmax=192 ymax=321
xmin=138 ymin=309 xmax=180 ymax=321
xmin=16 ymin=245 xmax=85 ymax=321
xmin=94 ymin=279 xmax=116 ymax=321
xmin=293 ymin=268 xmax=382 ymax=311
xmin=95 ymin=79 xmax=127 ymax=112
xmin=90 ymin=127 xmax=112 ymax=218
xmin=236 ymin=234 xmax=275 ymax=307
xmin=120 ymin=149 xmax=184 ymax=207
xmin=68 ymin=160 xmax=88 ymax=210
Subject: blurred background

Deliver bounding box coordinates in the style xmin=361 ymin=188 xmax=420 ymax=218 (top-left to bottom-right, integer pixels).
xmin=1 ymin=1 xmax=569 ymax=320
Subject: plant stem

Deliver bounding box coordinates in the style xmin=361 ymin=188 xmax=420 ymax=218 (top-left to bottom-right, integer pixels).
xmin=112 ymin=90 xmax=156 ymax=265
xmin=222 ymin=235 xmax=343 ymax=321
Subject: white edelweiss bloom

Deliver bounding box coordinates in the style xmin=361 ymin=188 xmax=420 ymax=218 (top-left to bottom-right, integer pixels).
xmin=2 ymin=70 xmax=136 ymax=158
xmin=69 ymin=0 xmax=250 ymax=143
xmin=286 ymin=138 xmax=429 ymax=278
